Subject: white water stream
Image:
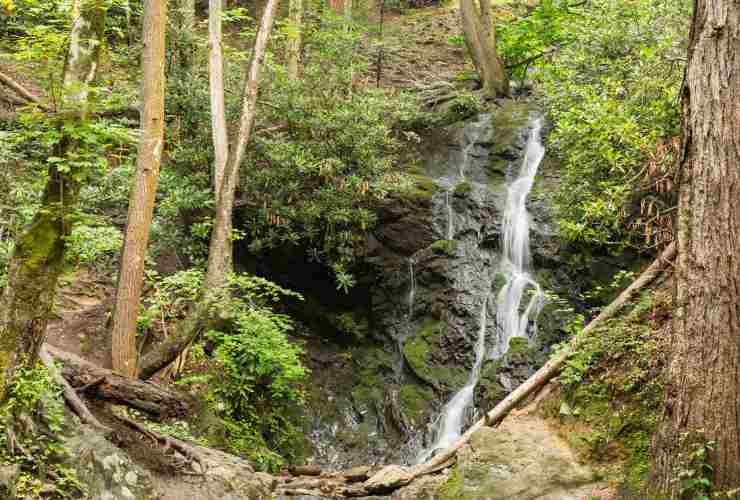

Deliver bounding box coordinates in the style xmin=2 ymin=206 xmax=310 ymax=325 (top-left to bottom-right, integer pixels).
xmin=495 ymin=118 xmax=546 ymax=356
xmin=417 ymin=116 xmax=546 ymax=462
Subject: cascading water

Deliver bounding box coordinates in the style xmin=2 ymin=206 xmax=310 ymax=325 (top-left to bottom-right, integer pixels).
xmin=495 ymin=118 xmax=546 ymax=357
xmin=395 ymin=257 xmax=417 ymax=381
xmin=407 ymin=257 xmax=416 ymax=319
xmin=445 ymin=190 xmax=454 ymax=240
xmin=416 ymin=115 xmax=547 ymax=462
xmin=416 ymin=296 xmax=489 ymax=463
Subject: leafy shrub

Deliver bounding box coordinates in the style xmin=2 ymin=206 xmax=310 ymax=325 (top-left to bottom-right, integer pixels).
xmin=241 ymin=13 xmax=417 ymax=290
xmin=156 ymin=271 xmax=308 ymax=470
xmin=65 ymin=223 xmax=123 ymax=270
xmin=0 ymin=364 xmax=85 ymax=499
xmin=528 ymin=0 xmax=690 ymax=248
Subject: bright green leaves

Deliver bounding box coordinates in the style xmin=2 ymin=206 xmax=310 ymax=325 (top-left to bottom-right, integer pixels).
xmin=240 ymin=17 xmax=416 ymax=290
xmin=151 ymin=270 xmax=307 ymax=470
xmin=1 ymin=363 xmax=85 ymax=498
xmin=498 ymin=0 xmax=580 ymax=82
xmin=532 ymin=0 xmax=690 ymax=249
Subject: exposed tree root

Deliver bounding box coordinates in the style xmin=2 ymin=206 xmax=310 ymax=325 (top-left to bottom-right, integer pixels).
xmin=0 ymin=69 xmax=49 ymax=110
xmin=113 ymin=413 xmax=206 ymax=475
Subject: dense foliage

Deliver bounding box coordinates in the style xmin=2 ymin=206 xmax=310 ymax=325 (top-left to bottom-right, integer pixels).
xmin=504 ymin=0 xmax=690 ymax=249
xmin=151 ymin=270 xmax=308 ymax=471
xmin=0 ymin=365 xmax=84 ymax=498
xmin=245 ymin=16 xmax=416 ymax=290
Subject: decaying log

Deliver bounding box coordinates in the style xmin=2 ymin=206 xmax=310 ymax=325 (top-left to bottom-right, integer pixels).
xmin=405 ymin=242 xmax=676 ymax=479
xmin=0 ymin=69 xmax=50 ymax=110
xmin=45 ymin=344 xmax=192 ymax=418
xmin=288 ymin=464 xmax=322 ymax=476
xmin=39 ymin=347 xmax=112 ymax=433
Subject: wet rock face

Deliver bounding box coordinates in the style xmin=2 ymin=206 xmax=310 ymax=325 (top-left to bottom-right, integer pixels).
xmin=247 ymin=100 xmax=635 ymax=470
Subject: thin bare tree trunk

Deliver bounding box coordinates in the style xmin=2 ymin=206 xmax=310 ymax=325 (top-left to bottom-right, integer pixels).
xmin=209 ymin=0 xmax=229 ymax=198
xmin=459 ymin=0 xmax=507 ymax=96
xmin=138 ymin=0 xmax=281 ymax=378
xmin=650 ymin=0 xmax=740 ymax=494
xmin=405 ymin=243 xmax=676 ymax=479
xmin=287 ymin=0 xmax=303 ymax=80
xmin=110 ymin=0 xmax=167 ymax=378
xmin=0 ymin=0 xmax=109 ymax=399
xmin=204 ymin=0 xmax=280 ymax=290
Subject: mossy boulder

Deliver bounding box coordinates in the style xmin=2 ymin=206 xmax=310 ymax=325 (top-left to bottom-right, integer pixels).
xmin=429 ymin=239 xmax=459 ymax=256
xmin=476 ymin=337 xmax=543 ymax=413
xmin=428 ymin=417 xmax=599 ymax=500
xmin=398 ymin=383 xmax=435 ymax=427
xmin=403 ymin=319 xmax=468 ymax=391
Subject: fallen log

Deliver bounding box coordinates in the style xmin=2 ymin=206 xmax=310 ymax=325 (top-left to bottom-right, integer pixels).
xmin=45 ymin=344 xmax=193 ymax=418
xmin=0 ymin=69 xmax=50 ymax=110
xmin=370 ymin=242 xmax=677 ymax=487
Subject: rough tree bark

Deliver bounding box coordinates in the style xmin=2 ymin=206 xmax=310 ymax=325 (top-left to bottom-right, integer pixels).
xmin=287 ymin=0 xmax=303 ymax=80
xmin=650 ymin=0 xmax=740 ymax=495
xmin=0 ymin=0 xmax=109 ymax=399
xmin=111 ymin=0 xmax=168 ymax=378
xmin=138 ymin=0 xmax=281 ymax=378
xmin=209 ymin=0 xmax=229 ymax=198
xmin=459 ymin=0 xmax=508 ymax=96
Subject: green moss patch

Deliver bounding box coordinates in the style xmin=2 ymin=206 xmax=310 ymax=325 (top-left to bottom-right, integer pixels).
xmin=403 ymin=320 xmax=468 ymax=390
xmin=453 ymin=180 xmax=473 ymax=197
xmin=429 ymin=239 xmax=459 ymax=255
xmin=399 ymin=383 xmax=435 ymax=426
xmin=547 ymin=288 xmax=669 ymax=493
xmin=403 ymin=174 xmax=438 ymax=202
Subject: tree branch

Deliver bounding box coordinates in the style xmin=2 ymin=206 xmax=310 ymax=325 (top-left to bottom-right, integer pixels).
xmin=0 ymin=69 xmax=51 ymax=111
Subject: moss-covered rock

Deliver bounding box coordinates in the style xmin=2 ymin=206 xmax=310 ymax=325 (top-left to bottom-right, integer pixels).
xmin=399 ymin=383 xmax=435 ymax=426
xmin=453 ymin=180 xmax=472 ymax=197
xmin=429 ymin=239 xmax=459 ymax=256
xmin=426 ymin=418 xmax=599 ymax=500
xmin=403 ymin=174 xmax=438 ymax=202
xmin=403 ymin=320 xmax=468 ymax=391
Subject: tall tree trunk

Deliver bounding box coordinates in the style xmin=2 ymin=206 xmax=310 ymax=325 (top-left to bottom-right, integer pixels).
xmin=287 ymin=0 xmax=303 ymax=80
xmin=460 ymin=0 xmax=507 ymax=96
xmin=0 ymin=0 xmax=109 ymax=399
xmin=110 ymin=0 xmax=167 ymax=378
xmin=478 ymin=0 xmax=495 ymax=48
xmin=650 ymin=0 xmax=740 ymax=495
xmin=209 ymin=0 xmax=229 ymax=198
xmin=138 ymin=0 xmax=281 ymax=378
xmin=203 ymin=0 xmax=280 ymax=290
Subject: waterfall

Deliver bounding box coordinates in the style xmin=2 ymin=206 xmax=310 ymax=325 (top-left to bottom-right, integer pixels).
xmin=416 ymin=116 xmax=547 ymax=463
xmin=407 ymin=257 xmax=416 ymax=320
xmin=445 ymin=190 xmax=454 ymax=240
xmin=495 ymin=118 xmax=546 ymax=357
xmin=416 ymin=297 xmax=488 ymax=463
xmin=395 ymin=257 xmax=417 ymax=381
